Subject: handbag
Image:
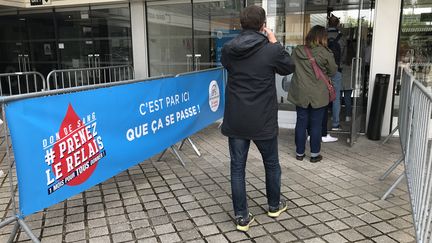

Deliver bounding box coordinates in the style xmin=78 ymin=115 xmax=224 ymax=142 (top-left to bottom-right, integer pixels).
xmin=304 ymin=46 xmax=336 ymax=102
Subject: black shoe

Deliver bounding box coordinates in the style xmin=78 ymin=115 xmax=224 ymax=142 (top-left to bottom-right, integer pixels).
xmin=296 ymin=155 xmax=305 ymax=161
xmin=268 ymin=200 xmax=288 ymax=218
xmin=235 ymin=213 xmax=255 ymax=232
xmin=310 ymin=155 xmax=322 ymax=163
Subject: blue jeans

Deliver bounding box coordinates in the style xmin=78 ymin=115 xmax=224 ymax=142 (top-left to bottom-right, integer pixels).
xmin=295 ymin=105 xmax=326 ymax=157
xmin=229 ymin=137 xmax=281 ymax=218
xmin=331 ymin=71 xmax=342 ymax=128
xmin=343 ymin=90 xmax=353 ymax=117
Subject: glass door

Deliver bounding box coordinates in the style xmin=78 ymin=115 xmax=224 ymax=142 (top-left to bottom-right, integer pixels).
xmin=147 ymin=0 xmax=193 ymax=76
xmin=192 ymin=0 xmax=244 ymax=71
xmin=0 ymin=12 xmax=26 ymax=74
xmin=303 ymin=0 xmax=374 ymax=146
xmin=327 ymin=0 xmax=374 ymax=146
xmin=19 ymin=10 xmax=57 ymax=77
xmin=90 ymin=4 xmax=133 ymax=67
xmin=55 ymin=7 xmax=95 ymax=69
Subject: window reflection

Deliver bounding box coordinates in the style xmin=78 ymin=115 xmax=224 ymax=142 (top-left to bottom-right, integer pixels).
xmin=147 ymin=0 xmax=243 ymax=76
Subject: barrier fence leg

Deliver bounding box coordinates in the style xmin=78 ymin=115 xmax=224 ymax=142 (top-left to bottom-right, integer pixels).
xmin=0 ymin=217 xmax=16 ymax=229
xmin=18 ymin=219 xmax=40 ymax=243
xmin=382 ymin=125 xmax=399 ymax=145
xmin=157 ymin=146 xmax=186 ymax=167
xmin=381 ymin=173 xmax=405 ymax=200
xmin=157 ymin=149 xmax=167 ymax=162
xmin=170 ymin=146 xmax=185 ymax=167
xmin=187 ymin=138 xmax=201 ymax=157
xmin=178 ymin=137 xmax=201 ymax=157
xmin=7 ymin=221 xmax=19 ymax=243
xmin=379 ymin=156 xmax=404 ymax=181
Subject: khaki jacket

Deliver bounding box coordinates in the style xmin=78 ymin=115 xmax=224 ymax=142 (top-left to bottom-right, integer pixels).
xmin=287 ymin=45 xmax=338 ymax=108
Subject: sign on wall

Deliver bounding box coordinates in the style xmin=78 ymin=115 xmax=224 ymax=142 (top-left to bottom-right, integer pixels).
xmin=30 ymin=0 xmax=51 ymax=6
xmin=5 ymin=69 xmax=224 ymax=216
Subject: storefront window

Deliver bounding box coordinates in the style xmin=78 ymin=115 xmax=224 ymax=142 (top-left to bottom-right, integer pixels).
xmin=392 ymin=0 xmax=432 ymax=131
xmin=147 ymin=0 xmax=243 ymax=76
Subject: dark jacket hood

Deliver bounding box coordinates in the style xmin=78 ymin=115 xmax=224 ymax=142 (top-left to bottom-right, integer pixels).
xmin=223 ymin=30 xmax=268 ymax=59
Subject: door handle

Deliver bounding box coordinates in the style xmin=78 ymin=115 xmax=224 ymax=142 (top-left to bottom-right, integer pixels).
xmin=18 ymin=54 xmax=23 ymax=72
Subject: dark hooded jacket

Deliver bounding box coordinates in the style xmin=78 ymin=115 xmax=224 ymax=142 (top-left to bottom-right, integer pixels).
xmin=221 ymin=30 xmax=295 ymax=140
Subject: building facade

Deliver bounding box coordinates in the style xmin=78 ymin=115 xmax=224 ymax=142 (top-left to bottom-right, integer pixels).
xmin=0 ymin=0 xmax=430 ymax=143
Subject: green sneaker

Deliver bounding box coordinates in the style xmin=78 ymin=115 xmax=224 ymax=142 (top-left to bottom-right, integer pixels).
xmin=267 ymin=200 xmax=287 ymax=218
xmin=235 ymin=213 xmax=255 ymax=232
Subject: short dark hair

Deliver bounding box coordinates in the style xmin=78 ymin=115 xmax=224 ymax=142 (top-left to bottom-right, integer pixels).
xmin=240 ymin=5 xmax=266 ymax=31
xmin=306 ymin=25 xmax=328 ymax=48
xmin=328 ymin=15 xmax=340 ymax=27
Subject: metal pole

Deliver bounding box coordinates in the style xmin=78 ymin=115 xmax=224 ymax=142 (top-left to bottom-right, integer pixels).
xmin=381 ymin=173 xmax=405 ymax=200
xmin=18 ymin=219 xmax=40 ymax=243
xmin=2 ymin=104 xmax=17 ymax=214
xmin=382 ymin=125 xmax=399 ymax=144
xmin=379 ymin=156 xmax=404 ymax=181
xmin=7 ymin=221 xmax=19 ymax=243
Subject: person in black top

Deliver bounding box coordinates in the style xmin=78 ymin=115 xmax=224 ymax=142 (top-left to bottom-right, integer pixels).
xmin=221 ymin=5 xmax=295 ymax=232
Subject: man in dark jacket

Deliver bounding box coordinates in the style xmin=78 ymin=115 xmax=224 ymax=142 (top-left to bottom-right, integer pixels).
xmin=221 ymin=5 xmax=295 ymax=232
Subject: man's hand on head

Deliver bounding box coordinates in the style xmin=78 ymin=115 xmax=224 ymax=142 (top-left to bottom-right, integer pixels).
xmin=264 ymin=28 xmax=277 ymax=43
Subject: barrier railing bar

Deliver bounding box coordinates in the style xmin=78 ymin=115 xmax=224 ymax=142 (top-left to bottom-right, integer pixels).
xmin=417 ymin=99 xmax=431 ymax=232
xmin=25 ymin=75 xmax=29 ymax=93
xmin=7 ymin=76 xmax=11 ymax=95
xmin=17 ymin=76 xmax=21 ymax=95
xmin=1 ymin=74 xmax=171 ymax=103
xmin=380 ymin=68 xmax=415 ymax=200
xmin=46 ymin=65 xmax=135 ymax=90
xmin=420 ymin=143 xmax=432 ymax=240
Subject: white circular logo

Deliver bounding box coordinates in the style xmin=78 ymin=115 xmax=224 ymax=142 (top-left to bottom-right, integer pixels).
xmin=216 ymin=31 xmax=223 ymax=39
xmin=209 ymin=80 xmax=220 ymax=112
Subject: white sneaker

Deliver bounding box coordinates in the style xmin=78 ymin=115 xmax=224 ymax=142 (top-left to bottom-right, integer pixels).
xmin=345 ymin=116 xmax=351 ymax=122
xmin=322 ymin=134 xmax=338 ymax=143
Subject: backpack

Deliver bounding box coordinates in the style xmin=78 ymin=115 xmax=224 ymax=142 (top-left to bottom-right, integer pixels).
xmin=328 ymin=32 xmax=342 ymax=67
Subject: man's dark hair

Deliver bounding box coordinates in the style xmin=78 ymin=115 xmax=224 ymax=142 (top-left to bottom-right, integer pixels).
xmin=328 ymin=15 xmax=340 ymax=28
xmin=240 ymin=5 xmax=266 ymax=31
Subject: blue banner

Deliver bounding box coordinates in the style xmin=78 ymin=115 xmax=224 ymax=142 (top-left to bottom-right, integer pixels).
xmin=5 ymin=69 xmax=225 ymax=216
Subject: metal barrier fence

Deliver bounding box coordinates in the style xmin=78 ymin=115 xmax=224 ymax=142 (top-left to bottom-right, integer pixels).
xmin=380 ymin=67 xmax=414 ymax=200
xmin=46 ymin=65 xmax=134 ymax=90
xmin=0 ymin=66 xmax=134 ymax=242
xmin=404 ymin=79 xmax=432 ymax=242
xmin=0 ymin=72 xmax=46 ymax=96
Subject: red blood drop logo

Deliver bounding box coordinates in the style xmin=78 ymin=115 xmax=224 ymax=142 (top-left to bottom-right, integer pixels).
xmin=52 ymin=104 xmax=99 ymax=186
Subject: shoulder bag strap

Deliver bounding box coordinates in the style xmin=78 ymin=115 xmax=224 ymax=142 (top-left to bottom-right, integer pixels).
xmin=304 ymin=46 xmax=330 ymax=84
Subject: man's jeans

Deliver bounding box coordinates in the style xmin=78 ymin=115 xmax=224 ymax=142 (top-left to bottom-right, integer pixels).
xmin=229 ymin=137 xmax=281 ymax=218
xmin=331 ymin=71 xmax=342 ymax=128
xmin=295 ymin=105 xmax=326 ymax=157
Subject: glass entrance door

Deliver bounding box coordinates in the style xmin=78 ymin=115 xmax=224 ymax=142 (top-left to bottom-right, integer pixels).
xmin=147 ymin=0 xmax=193 ymax=76
xmin=316 ymin=1 xmax=374 ymax=146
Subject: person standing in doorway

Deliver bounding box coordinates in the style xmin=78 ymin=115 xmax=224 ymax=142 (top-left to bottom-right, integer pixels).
xmin=221 ymin=5 xmax=295 ymax=232
xmin=322 ymin=14 xmax=346 ymax=142
xmin=288 ymin=25 xmax=338 ymax=162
